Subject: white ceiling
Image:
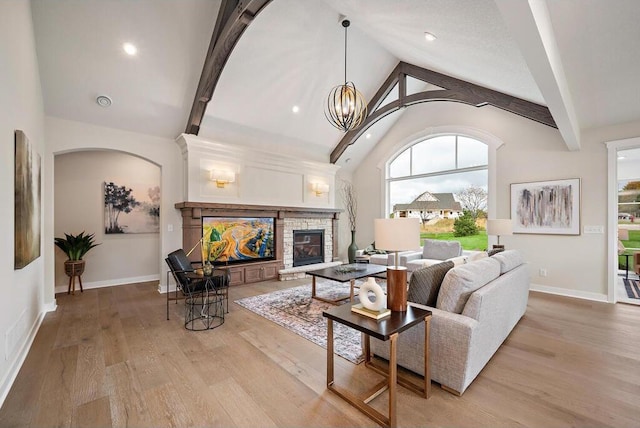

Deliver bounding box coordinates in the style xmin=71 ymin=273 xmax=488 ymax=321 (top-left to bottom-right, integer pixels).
xmin=30 ymin=0 xmax=640 ymax=171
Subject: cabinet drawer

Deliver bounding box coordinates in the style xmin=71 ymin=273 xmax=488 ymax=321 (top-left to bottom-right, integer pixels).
xmin=228 ymin=267 xmax=244 ymax=286
xmin=244 ymin=266 xmax=264 ymax=283
xmin=262 ymin=265 xmax=278 ymax=280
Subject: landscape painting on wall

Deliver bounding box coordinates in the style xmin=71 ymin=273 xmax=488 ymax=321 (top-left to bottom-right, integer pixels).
xmin=14 ymin=130 xmax=41 ymax=269
xmin=511 ymin=178 xmax=581 ymax=235
xmin=104 ymin=181 xmax=160 ymax=234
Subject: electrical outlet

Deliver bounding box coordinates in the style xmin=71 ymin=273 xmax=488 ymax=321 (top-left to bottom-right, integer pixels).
xmin=584 ymin=225 xmax=604 ymax=234
xmin=539 ymin=268 xmax=547 ymax=277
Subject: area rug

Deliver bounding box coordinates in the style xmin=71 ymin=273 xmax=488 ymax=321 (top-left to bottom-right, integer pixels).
xmin=623 ymin=278 xmax=640 ymax=299
xmin=235 ymin=278 xmax=386 ymax=364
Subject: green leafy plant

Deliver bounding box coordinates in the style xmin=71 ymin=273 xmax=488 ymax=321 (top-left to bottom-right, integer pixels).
xmin=54 ymin=232 xmax=100 ymax=261
xmin=453 ymin=211 xmax=479 ymax=237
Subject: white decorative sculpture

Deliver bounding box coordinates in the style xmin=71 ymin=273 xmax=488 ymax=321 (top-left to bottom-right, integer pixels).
xmin=358 ymin=277 xmax=386 ymax=311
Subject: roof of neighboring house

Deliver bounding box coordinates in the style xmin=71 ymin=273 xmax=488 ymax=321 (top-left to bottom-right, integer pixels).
xmin=393 ymin=192 xmax=463 ymax=212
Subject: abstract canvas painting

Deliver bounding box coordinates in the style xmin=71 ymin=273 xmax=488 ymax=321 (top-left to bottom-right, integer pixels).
xmin=104 ymin=181 xmax=160 ymax=234
xmin=511 ymin=178 xmax=581 ymax=235
xmin=14 ymin=130 xmax=41 ymax=269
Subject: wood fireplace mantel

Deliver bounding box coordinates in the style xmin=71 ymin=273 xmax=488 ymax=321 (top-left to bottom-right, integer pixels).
xmin=175 ymin=202 xmax=342 ymax=285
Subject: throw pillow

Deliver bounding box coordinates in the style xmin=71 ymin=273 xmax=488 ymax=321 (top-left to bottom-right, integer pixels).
xmin=407 ymin=261 xmax=455 ymax=306
xmin=487 ymin=247 xmax=504 ymax=257
xmin=363 ymin=242 xmax=387 ymax=255
xmin=436 ymin=257 xmax=501 ymax=313
xmin=468 ymin=251 xmax=488 ymax=262
xmin=422 ymin=239 xmax=462 ymax=260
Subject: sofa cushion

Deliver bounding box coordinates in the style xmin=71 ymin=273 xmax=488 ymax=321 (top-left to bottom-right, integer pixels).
xmin=422 ymin=239 xmax=462 ymax=260
xmin=436 ymin=257 xmax=501 ymax=313
xmin=407 ymin=261 xmax=455 ymax=306
xmin=491 ymin=250 xmax=524 ymax=274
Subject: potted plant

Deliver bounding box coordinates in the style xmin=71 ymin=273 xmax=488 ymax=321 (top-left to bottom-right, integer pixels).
xmin=54 ymin=231 xmax=100 ymax=279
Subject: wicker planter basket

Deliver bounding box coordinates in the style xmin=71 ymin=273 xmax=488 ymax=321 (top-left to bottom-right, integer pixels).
xmin=64 ymin=260 xmax=85 ymax=277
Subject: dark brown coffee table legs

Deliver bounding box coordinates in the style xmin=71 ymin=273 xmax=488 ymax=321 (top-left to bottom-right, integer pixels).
xmin=311 ymin=276 xmax=352 ymax=304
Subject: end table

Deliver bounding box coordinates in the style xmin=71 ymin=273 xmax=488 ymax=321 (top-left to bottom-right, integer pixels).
xmin=323 ymin=304 xmax=431 ymax=428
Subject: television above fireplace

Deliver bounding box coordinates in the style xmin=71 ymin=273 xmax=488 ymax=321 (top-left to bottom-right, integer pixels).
xmin=202 ymin=217 xmax=275 ymax=264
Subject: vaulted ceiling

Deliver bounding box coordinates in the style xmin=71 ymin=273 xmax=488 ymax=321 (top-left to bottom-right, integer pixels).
xmin=31 ymin=0 xmax=640 ymax=172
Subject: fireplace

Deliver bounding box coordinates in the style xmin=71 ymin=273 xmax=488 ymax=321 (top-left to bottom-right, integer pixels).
xmin=293 ymin=230 xmax=324 ymax=267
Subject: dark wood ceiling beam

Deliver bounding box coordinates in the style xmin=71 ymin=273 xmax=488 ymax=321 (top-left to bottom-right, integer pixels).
xmin=330 ymin=61 xmax=556 ymax=164
xmin=400 ymin=62 xmax=555 ymax=128
xmin=185 ymin=0 xmax=273 ymax=135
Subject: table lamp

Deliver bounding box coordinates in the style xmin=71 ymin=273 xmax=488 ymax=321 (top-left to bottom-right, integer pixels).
xmin=374 ymin=218 xmax=420 ymax=311
xmin=486 ymin=219 xmax=512 ymax=250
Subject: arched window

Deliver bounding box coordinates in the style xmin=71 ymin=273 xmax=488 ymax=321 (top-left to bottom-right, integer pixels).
xmin=386 ymin=135 xmax=488 ymax=220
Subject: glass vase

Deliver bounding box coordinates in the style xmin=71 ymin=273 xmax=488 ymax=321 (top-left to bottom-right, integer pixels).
xmin=348 ymin=230 xmax=358 ymax=264
xmin=203 ymin=260 xmax=213 ymax=276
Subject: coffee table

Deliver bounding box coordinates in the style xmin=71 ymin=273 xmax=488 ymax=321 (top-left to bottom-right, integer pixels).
xmin=306 ymin=263 xmax=387 ymax=304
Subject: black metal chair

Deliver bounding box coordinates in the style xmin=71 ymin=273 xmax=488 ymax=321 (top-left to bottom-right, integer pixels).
xmin=166 ymin=249 xmax=227 ymax=330
xmin=165 ymin=249 xmax=208 ymax=328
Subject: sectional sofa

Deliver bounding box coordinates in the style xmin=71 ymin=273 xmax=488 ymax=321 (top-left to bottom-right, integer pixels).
xmin=368 ymin=250 xmax=530 ymax=395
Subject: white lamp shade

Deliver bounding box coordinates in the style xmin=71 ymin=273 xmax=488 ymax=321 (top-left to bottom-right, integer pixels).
xmin=486 ymin=219 xmax=512 ymax=236
xmin=374 ymin=218 xmax=420 ymax=251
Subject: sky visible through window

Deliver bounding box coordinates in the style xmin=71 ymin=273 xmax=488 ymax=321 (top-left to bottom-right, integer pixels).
xmin=387 ymin=135 xmax=488 ymax=216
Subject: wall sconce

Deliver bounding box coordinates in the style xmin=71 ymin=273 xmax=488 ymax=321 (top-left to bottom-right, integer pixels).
xmin=210 ymin=169 xmax=235 ymax=188
xmin=312 ymin=182 xmax=330 ymax=196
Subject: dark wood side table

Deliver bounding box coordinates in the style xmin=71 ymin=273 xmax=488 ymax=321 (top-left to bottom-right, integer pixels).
xmin=323 ymin=304 xmax=431 ymax=428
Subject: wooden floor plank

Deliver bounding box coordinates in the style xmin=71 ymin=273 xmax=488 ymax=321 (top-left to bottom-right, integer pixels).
xmin=31 ymin=345 xmax=78 ymax=427
xmin=0 ymin=280 xmax=638 ymax=427
xmin=73 ymin=336 xmax=107 ymax=407
xmin=73 ymin=396 xmax=112 ymax=428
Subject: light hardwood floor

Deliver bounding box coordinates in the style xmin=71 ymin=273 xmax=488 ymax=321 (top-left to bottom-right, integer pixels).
xmin=0 ymin=279 xmax=639 ymax=427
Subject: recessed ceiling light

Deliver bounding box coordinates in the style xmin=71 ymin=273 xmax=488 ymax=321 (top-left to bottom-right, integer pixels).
xmin=123 ymin=42 xmax=137 ymax=56
xmin=424 ymin=32 xmax=437 ymax=42
xmin=365 ymin=133 xmax=372 ymax=139
xmin=292 ymin=105 xmax=300 ymax=113
xmin=96 ymin=95 xmax=112 ymax=107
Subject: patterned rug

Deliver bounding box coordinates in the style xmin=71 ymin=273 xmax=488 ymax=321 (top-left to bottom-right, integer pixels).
xmin=623 ymin=278 xmax=640 ymax=299
xmin=235 ymin=278 xmax=386 ymax=364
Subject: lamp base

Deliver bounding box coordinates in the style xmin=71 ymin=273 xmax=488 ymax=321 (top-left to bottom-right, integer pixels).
xmin=386 ymin=267 xmax=408 ymax=312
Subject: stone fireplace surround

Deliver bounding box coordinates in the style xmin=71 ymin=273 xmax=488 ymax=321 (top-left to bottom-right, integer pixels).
xmin=176 ymin=202 xmax=341 ymax=285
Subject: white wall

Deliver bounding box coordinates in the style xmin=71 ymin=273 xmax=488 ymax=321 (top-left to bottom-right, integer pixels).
xmin=0 ymin=0 xmax=47 ymax=404
xmin=54 ymin=151 xmax=160 ymax=292
xmin=177 ymin=134 xmax=341 ymax=208
xmin=44 ymin=117 xmax=184 ymax=295
xmin=354 ymin=100 xmax=619 ymax=300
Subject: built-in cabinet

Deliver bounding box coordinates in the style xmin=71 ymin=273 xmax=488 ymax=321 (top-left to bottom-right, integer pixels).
xmin=227 ymin=260 xmax=279 ymax=285
xmin=176 ymin=202 xmax=340 ymax=286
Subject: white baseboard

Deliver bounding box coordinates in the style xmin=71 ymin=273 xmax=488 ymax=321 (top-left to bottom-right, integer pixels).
xmin=0 ymin=309 xmax=46 ymax=408
xmin=530 ymin=283 xmax=609 ymax=303
xmin=54 ymin=274 xmax=160 ymax=294
xmin=43 ymin=300 xmax=57 ymax=313
xmin=157 ymin=283 xmax=177 ymax=294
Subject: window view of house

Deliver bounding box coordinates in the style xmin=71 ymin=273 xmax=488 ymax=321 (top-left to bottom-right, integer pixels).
xmin=387 ymin=135 xmax=488 ymax=250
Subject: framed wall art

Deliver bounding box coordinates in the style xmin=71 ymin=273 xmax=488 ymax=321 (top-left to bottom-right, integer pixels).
xmin=510 ymin=178 xmax=581 ymax=235
xmin=104 ymin=181 xmax=160 ymax=234
xmin=14 ymin=130 xmax=41 ymax=269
